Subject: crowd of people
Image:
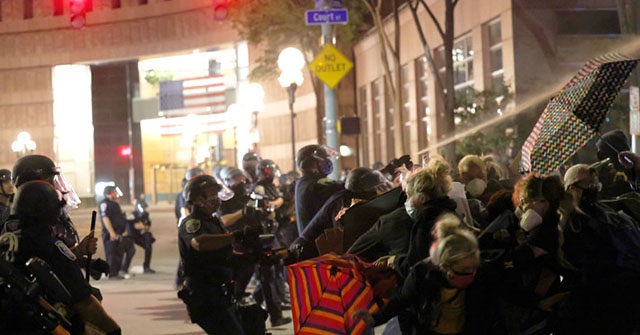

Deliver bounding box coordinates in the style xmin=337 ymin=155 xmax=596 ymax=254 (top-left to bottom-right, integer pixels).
xmin=174 ymin=128 xmax=640 ymax=335
xmin=0 ymin=127 xmax=639 ymax=334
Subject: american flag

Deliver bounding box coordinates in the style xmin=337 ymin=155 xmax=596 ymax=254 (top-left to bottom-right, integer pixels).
xmin=159 ymin=75 xmax=227 ymax=116
xmin=159 ymin=114 xmax=226 ymax=137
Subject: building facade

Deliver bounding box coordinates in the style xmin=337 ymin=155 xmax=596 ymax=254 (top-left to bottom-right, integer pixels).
xmin=353 ymin=0 xmax=639 ymax=167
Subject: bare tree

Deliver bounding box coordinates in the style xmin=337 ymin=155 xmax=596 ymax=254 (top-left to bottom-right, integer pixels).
xmin=361 ymin=0 xmax=406 ymax=156
xmin=407 ymin=0 xmax=459 ymax=162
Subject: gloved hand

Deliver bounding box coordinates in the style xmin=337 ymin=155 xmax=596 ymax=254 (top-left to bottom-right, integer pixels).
xmin=89 ymin=258 xmax=110 ymax=280
xmin=232 ymin=225 xmax=263 ymax=244
xmin=243 ymin=206 xmax=256 ymax=218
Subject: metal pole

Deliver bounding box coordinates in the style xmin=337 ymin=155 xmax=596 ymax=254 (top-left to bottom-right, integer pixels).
xmin=289 ymin=84 xmax=297 ymax=173
xmin=322 ymin=0 xmax=340 ymax=180
xmin=125 ymin=62 xmax=135 ymax=205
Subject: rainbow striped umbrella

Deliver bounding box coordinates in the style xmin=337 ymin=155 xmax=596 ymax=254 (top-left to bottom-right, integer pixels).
xmin=521 ymin=53 xmax=638 ymax=175
xmin=288 ymin=253 xmax=379 ymax=335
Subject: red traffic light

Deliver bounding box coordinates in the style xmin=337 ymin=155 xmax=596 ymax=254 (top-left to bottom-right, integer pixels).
xmin=117 ymin=145 xmax=132 ymax=157
xmin=70 ymin=0 xmax=87 ymax=29
xmin=213 ymin=0 xmax=233 ymax=20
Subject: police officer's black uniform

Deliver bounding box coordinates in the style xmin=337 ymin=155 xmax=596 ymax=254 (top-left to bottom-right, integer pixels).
xmin=177 ymin=175 xmax=246 ymax=334
xmin=294 ymin=145 xmax=343 ymax=234
xmin=99 ymin=192 xmax=128 ymax=278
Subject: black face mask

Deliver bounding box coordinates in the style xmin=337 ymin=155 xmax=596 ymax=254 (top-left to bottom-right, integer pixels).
xmin=231 ymin=183 xmax=247 ymax=197
xmin=580 ymin=186 xmax=599 ymax=206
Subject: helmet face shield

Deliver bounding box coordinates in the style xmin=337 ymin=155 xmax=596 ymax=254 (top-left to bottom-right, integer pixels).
xmin=52 ymin=167 xmax=81 ymax=209
xmin=214 ymin=176 xmax=234 ymax=201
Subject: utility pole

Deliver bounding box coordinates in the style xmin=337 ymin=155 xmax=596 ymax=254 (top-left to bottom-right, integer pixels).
xmin=321 ymin=0 xmax=341 ymax=180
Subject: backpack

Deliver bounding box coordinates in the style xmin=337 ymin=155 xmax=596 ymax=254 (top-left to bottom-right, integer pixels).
xmin=590 ymin=203 xmax=640 ymax=272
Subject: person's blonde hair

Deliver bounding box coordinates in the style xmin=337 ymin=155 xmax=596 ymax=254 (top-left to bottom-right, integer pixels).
xmin=458 ymin=155 xmax=487 ymax=176
xmin=405 ymin=157 xmax=452 ymax=201
xmin=431 ymin=214 xmax=479 ymax=268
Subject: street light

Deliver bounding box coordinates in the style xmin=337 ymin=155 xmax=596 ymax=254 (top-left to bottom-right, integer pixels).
xmin=278 ymin=47 xmax=305 ymax=173
xmin=11 ymin=131 xmax=36 ymax=158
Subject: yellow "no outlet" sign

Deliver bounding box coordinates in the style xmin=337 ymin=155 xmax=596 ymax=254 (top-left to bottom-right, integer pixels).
xmin=309 ymin=44 xmax=353 ymax=89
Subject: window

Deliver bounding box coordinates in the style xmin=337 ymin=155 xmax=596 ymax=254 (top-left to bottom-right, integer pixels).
xmin=401 ymin=64 xmax=412 ymax=153
xmin=557 ymin=10 xmax=620 ymax=35
xmin=23 ymin=0 xmax=33 ymax=19
xmin=488 ymin=18 xmax=504 ymax=92
xmin=437 ymin=33 xmax=474 ymax=92
xmin=371 ymin=79 xmax=383 ymax=164
xmin=359 ymin=86 xmax=370 ymax=166
xmin=54 ymin=0 xmax=64 ymax=15
xmin=385 ymin=77 xmax=395 ymax=160
xmin=416 ymin=57 xmax=431 ymax=150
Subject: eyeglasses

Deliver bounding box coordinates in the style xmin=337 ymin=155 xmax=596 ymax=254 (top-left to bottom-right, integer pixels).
xmin=572 ymin=180 xmax=602 ymax=192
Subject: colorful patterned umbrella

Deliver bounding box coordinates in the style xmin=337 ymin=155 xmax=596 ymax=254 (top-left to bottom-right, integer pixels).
xmin=288 ymin=253 xmax=380 ymax=335
xmin=521 ymin=53 xmax=638 ymax=175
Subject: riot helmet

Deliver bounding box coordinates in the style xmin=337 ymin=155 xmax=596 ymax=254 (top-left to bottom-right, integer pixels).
xmin=103 ymin=185 xmax=123 ymax=198
xmin=222 ymin=168 xmax=246 ymax=187
xmin=296 ymin=145 xmax=333 ymax=176
xmin=256 ymin=159 xmax=280 ymax=183
xmin=13 ymin=155 xmax=57 ymax=187
xmin=185 ymin=167 xmax=206 ymax=181
xmin=11 ymin=180 xmax=63 ymax=225
xmin=242 ymin=152 xmax=261 ymax=181
xmin=12 ymin=155 xmax=80 ymax=208
xmin=345 ymin=167 xmax=389 ymax=200
xmin=0 ymin=169 xmax=13 ymax=198
xmin=183 ymin=175 xmax=223 ymax=204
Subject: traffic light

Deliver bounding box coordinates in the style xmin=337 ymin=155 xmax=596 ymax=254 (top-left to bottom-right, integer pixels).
xmin=70 ymin=0 xmax=87 ymax=29
xmin=117 ymin=145 xmax=132 ymax=157
xmin=213 ymin=0 xmax=233 ymax=21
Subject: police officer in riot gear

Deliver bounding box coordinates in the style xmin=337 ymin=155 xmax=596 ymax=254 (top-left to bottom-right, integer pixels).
xmin=0 ymin=169 xmax=14 ymax=226
xmin=178 ymin=174 xmax=261 ymax=334
xmin=294 ymin=145 xmax=343 ymax=234
xmin=10 ymin=181 xmax=120 ymax=334
xmin=242 ymin=152 xmax=262 ymax=184
xmin=9 ymin=155 xmax=98 ymax=262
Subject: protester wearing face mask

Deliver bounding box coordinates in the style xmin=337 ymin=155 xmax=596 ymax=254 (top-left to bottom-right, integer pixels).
xmin=353 ymin=215 xmax=504 ymax=334
xmin=458 ymin=155 xmax=501 ymax=228
xmin=503 ymin=174 xmax=573 ymax=334
xmin=348 ymin=158 xmax=455 ymax=277
xmin=562 ymin=164 xmax=640 ymax=335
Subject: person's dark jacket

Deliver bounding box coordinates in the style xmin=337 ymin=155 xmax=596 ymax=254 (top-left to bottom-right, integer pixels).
xmin=290 ymin=189 xmax=353 ymax=260
xmin=347 ymin=207 xmax=412 ymax=262
xmin=294 ymin=173 xmax=343 ymax=234
xmin=372 ymin=261 xmax=506 ymax=335
xmin=395 ymin=197 xmax=458 ymax=280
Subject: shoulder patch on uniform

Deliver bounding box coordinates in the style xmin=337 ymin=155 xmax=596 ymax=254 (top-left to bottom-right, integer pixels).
xmin=99 ymin=203 xmax=107 ymax=213
xmin=55 ymin=240 xmax=77 ymax=261
xmin=185 ymin=219 xmax=201 ymax=234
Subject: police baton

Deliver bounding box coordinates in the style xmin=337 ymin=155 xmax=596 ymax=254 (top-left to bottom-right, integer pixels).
xmin=85 ymin=211 xmax=97 ymax=282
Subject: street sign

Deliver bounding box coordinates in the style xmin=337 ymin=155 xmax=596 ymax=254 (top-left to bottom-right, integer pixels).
xmin=309 ymin=44 xmax=353 ymax=89
xmin=305 ymin=9 xmax=348 ymax=25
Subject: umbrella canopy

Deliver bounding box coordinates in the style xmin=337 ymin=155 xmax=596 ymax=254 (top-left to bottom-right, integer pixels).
xmin=288 ymin=253 xmax=380 ymax=335
xmin=521 ymin=53 xmax=638 ymax=175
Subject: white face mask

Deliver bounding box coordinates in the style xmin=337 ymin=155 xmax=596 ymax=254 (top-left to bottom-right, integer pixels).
xmin=405 ymin=201 xmax=417 ymax=219
xmin=519 ymin=209 xmax=543 ymax=232
xmin=465 ymin=178 xmax=487 ymax=198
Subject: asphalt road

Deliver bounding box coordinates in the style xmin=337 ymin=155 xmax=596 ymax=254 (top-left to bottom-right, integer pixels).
xmin=70 ymin=203 xmax=295 ymax=335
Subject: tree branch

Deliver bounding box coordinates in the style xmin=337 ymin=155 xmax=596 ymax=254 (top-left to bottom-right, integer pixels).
xmin=419 ymin=0 xmax=445 ymax=39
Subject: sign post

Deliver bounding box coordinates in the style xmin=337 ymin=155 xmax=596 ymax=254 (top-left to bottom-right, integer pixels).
xmin=306 ymin=0 xmax=350 ymax=179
